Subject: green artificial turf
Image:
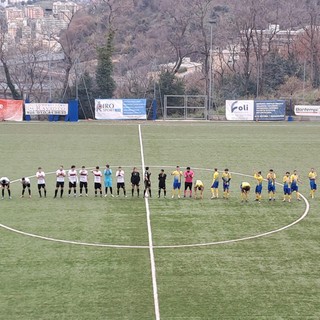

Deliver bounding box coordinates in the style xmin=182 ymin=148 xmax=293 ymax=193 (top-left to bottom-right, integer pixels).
xmin=0 ymin=121 xmax=319 ymax=319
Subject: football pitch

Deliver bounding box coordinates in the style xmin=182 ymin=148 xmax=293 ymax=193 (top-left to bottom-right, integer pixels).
xmin=0 ymin=121 xmax=319 ymax=320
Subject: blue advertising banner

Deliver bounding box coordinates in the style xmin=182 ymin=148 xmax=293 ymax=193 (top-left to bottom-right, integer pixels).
xmin=254 ymin=100 xmax=286 ymax=121
xmin=95 ymin=99 xmax=146 ymax=120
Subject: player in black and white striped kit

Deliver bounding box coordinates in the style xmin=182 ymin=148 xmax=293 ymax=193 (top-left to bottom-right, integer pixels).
xmin=0 ymin=177 xmax=11 ymax=199
xmin=36 ymin=167 xmax=46 ymax=197
xmin=68 ymin=165 xmax=78 ymax=197
xmin=79 ymin=166 xmax=88 ymax=197
xmin=20 ymin=177 xmax=31 ymax=198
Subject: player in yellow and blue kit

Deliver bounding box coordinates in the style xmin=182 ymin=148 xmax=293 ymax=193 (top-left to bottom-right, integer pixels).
xmin=222 ymin=168 xmax=231 ymax=199
xmin=283 ymin=172 xmax=292 ymax=202
xmin=210 ymin=168 xmax=219 ymax=199
xmin=290 ymin=170 xmax=301 ymax=201
xmin=254 ymin=171 xmax=263 ymax=202
xmin=240 ymin=181 xmax=251 ymax=202
xmin=266 ymin=169 xmax=276 ymax=201
xmin=194 ymin=180 xmax=204 ymax=199
xmin=308 ymin=168 xmax=317 ymax=199
xmin=171 ymin=166 xmax=183 ymax=198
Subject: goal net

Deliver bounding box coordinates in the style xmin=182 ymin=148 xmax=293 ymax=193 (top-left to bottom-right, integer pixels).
xmin=164 ymin=95 xmax=208 ymax=120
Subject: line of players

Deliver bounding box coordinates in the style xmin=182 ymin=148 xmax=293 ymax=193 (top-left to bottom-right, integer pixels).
xmin=240 ymin=168 xmax=317 ymax=203
xmin=0 ymin=166 xmax=317 ymax=201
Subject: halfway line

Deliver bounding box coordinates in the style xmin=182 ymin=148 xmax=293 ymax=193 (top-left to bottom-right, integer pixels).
xmin=138 ymin=124 xmax=160 ymax=320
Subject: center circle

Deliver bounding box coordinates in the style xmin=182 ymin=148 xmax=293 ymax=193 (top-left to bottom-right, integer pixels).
xmin=0 ymin=167 xmax=310 ymax=249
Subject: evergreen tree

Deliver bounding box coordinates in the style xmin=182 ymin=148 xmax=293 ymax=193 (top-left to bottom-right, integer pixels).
xmin=158 ymin=71 xmax=185 ymax=97
xmin=76 ymin=71 xmax=95 ymax=119
xmin=264 ymin=52 xmax=303 ymax=93
xmin=95 ymin=30 xmax=116 ymax=98
xmin=158 ymin=71 xmax=185 ymax=117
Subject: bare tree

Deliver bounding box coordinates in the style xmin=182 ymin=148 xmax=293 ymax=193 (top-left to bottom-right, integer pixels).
xmin=0 ymin=16 xmax=21 ymax=99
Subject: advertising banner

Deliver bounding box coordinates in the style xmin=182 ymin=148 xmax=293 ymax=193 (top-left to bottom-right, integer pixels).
xmin=25 ymin=103 xmax=68 ymax=115
xmin=225 ymin=100 xmax=254 ymax=120
xmin=294 ymin=105 xmax=320 ymax=116
xmin=95 ymin=99 xmax=147 ymax=120
xmin=0 ymin=99 xmax=23 ymax=121
xmin=254 ymin=100 xmax=286 ymax=121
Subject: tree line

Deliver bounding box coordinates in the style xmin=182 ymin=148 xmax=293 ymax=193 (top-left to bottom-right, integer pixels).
xmin=1 ymin=0 xmax=320 ymax=118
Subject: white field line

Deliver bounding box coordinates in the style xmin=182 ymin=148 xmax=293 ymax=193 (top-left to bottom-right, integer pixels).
xmin=1 ymin=168 xmax=310 ymax=250
xmin=138 ymin=124 xmax=161 ymax=320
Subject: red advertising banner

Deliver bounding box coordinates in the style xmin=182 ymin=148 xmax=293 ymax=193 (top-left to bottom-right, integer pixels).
xmin=0 ymin=99 xmax=23 ymax=121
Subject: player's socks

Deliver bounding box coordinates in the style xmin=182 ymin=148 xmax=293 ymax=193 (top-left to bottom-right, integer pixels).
xmin=132 ymin=189 xmax=134 ymax=196
xmin=8 ymin=190 xmax=11 ymax=197
xmin=60 ymin=190 xmax=63 ymax=197
xmin=54 ymin=190 xmax=58 ymax=198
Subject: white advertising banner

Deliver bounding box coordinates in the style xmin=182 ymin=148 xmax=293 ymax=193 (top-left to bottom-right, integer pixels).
xmin=95 ymin=99 xmax=147 ymax=120
xmin=294 ymin=105 xmax=320 ymax=116
xmin=226 ymin=100 xmax=254 ymax=120
xmin=25 ymin=103 xmax=68 ymax=115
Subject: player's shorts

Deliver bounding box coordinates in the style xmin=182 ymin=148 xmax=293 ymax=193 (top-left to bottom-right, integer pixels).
xmin=211 ymin=181 xmax=219 ymax=189
xmin=241 ymin=185 xmax=250 ymax=192
xmin=1 ymin=182 xmax=9 ymax=188
xmin=105 ymin=180 xmax=112 ymax=188
xmin=56 ymin=181 xmax=64 ymax=188
xmin=310 ymin=180 xmax=317 ymax=190
xmin=185 ymin=182 xmax=192 ymax=190
xmin=291 ymin=182 xmax=298 ymax=192
xmin=94 ymin=183 xmax=102 ymax=190
xmin=69 ymin=182 xmax=76 ymax=188
xmin=255 ymin=185 xmax=262 ymax=194
xmin=22 ymin=183 xmax=31 ymax=189
xmin=197 ymin=186 xmax=204 ymax=191
xmin=268 ymin=184 xmax=275 ymax=192
xmin=159 ymin=183 xmax=166 ymax=190
xmin=80 ymin=181 xmax=88 ymax=189
xmin=38 ymin=183 xmax=45 ymax=190
xmin=132 ymin=181 xmax=140 ymax=187
xmin=144 ymin=181 xmax=151 ymax=188
xmin=283 ymin=185 xmax=291 ymax=195
xmin=223 ymin=182 xmax=229 ymax=191
xmin=173 ymin=181 xmax=181 ymax=189
xmin=117 ymin=182 xmax=125 ymax=189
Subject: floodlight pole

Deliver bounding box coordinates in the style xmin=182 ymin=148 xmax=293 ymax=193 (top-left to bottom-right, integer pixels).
xmin=75 ymin=57 xmax=79 ymax=100
xmin=208 ymin=21 xmax=214 ymax=119
xmin=48 ymin=32 xmax=52 ymax=102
